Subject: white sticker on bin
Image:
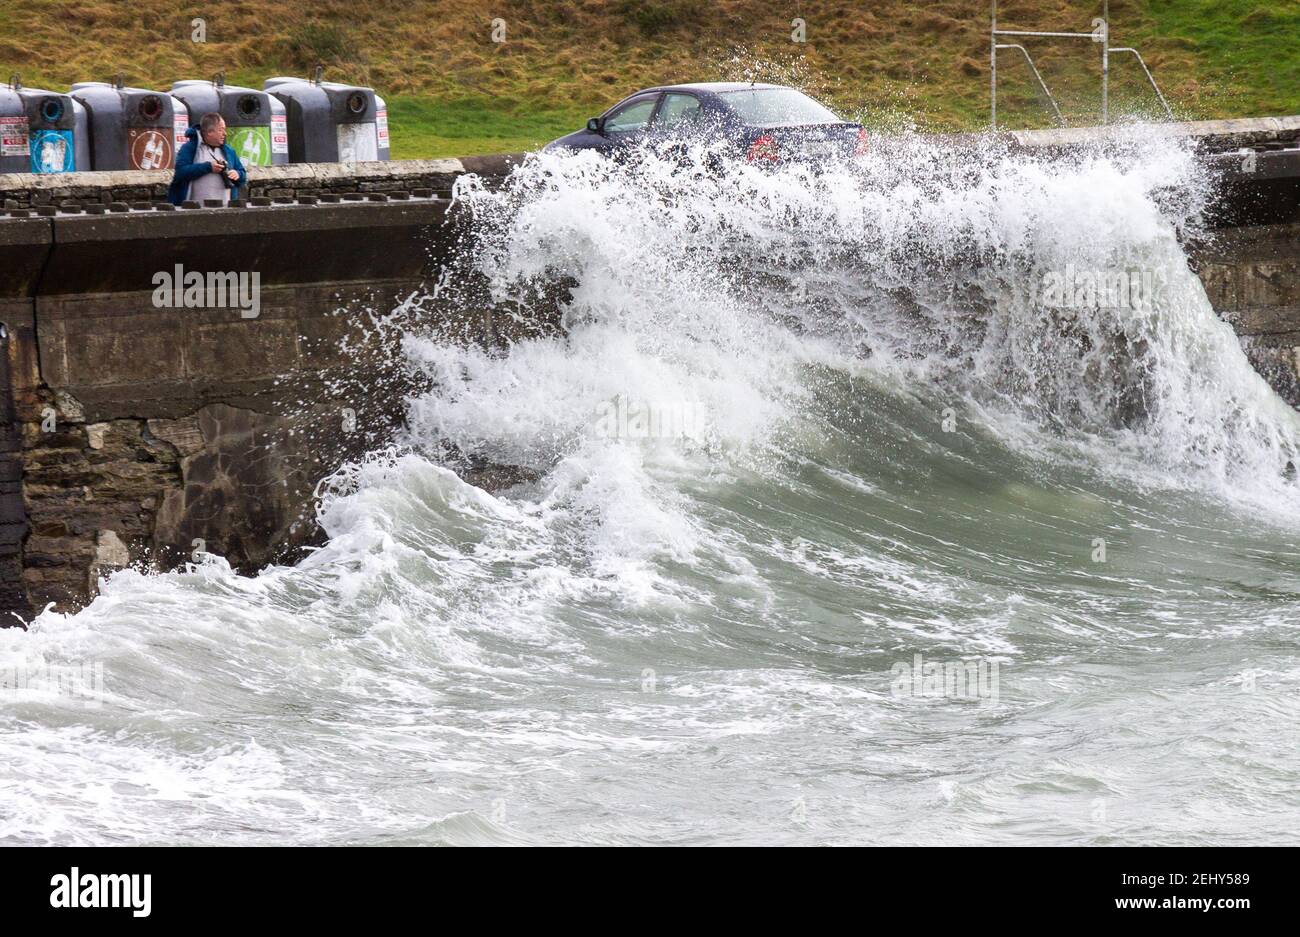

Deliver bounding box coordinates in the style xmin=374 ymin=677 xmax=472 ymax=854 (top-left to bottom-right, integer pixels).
xmin=1 ymin=117 xmax=29 ymax=156
xmin=337 ymin=122 xmax=377 ymax=162
xmin=271 ymin=114 xmax=288 ymax=155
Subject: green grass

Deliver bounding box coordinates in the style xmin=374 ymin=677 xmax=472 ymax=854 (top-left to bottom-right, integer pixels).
xmin=385 ymin=97 xmax=588 ymax=159
xmin=1142 ymin=0 xmax=1300 ymax=116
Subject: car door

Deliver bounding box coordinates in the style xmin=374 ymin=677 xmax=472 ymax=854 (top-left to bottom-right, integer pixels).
xmin=595 ymin=93 xmax=661 ymax=155
xmin=647 ymin=91 xmax=706 ymax=160
xmin=651 ymin=92 xmax=703 ymax=138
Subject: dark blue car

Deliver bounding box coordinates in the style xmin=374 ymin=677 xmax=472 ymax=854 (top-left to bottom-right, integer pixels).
xmin=545 ymin=82 xmax=868 ymax=164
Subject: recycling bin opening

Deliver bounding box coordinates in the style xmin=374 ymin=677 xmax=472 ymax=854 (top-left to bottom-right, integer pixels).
xmin=138 ymin=95 xmax=163 ymax=120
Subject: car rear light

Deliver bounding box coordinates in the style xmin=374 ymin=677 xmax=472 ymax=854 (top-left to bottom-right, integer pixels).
xmin=747 ymin=134 xmax=779 ymax=163
xmin=854 ymin=127 xmax=869 ymax=156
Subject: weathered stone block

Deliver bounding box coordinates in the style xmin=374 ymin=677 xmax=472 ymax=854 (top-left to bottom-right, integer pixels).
xmin=1242 ymin=262 xmax=1300 ymax=310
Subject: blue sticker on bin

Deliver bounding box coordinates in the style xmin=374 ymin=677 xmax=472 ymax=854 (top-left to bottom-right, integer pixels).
xmin=31 ymin=129 xmax=74 ymax=173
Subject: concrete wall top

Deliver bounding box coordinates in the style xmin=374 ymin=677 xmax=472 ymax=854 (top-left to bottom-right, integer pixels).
xmin=0 ymin=154 xmax=525 ymax=200
xmin=1008 ymin=115 xmax=1300 ymax=150
xmin=0 ymin=158 xmax=463 ymax=198
xmin=0 ymin=153 xmax=525 ymax=208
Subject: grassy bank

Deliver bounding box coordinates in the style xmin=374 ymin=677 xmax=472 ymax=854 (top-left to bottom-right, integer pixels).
xmin=383 ymin=97 xmax=589 ymax=159
xmin=1 ymin=1 xmax=1296 ymax=158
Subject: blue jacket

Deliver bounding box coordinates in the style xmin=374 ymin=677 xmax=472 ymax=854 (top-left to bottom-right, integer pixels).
xmin=167 ymin=126 xmax=247 ymax=205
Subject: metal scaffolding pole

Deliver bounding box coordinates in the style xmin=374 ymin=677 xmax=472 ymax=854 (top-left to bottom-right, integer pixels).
xmin=1102 ymin=0 xmax=1109 ymax=125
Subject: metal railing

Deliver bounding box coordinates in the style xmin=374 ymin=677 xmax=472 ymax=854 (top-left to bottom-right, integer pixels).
xmin=994 ymin=43 xmax=1065 ymax=127
xmin=1110 ymin=47 xmax=1174 ymax=120
xmin=991 ymin=1 xmax=1171 ymax=130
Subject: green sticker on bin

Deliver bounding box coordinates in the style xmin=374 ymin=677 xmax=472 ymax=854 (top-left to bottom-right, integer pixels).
xmin=229 ymin=126 xmax=272 ymax=167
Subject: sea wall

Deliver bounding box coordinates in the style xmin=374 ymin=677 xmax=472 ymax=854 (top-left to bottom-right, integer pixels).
xmin=0 ymin=197 xmax=452 ymax=617
xmin=0 ymin=156 xmax=522 ymax=209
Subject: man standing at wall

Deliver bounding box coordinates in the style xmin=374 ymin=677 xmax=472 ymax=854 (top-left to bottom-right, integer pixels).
xmin=167 ymin=112 xmax=246 ymax=205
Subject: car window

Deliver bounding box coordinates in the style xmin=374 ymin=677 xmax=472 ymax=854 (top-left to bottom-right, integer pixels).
xmin=604 ymin=96 xmax=658 ymax=134
xmin=717 ymin=88 xmax=841 ymax=125
xmin=654 ymin=93 xmax=702 ymax=129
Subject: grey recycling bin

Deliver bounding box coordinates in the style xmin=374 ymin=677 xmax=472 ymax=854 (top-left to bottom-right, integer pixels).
xmin=264 ymin=73 xmax=388 ymax=163
xmin=172 ymin=76 xmax=289 ymax=167
xmin=70 ymin=78 xmax=177 ymax=171
xmin=0 ymin=77 xmax=87 ymax=173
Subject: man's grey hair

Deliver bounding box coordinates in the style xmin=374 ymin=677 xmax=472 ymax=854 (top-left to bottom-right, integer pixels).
xmin=199 ymin=112 xmax=224 ymax=133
